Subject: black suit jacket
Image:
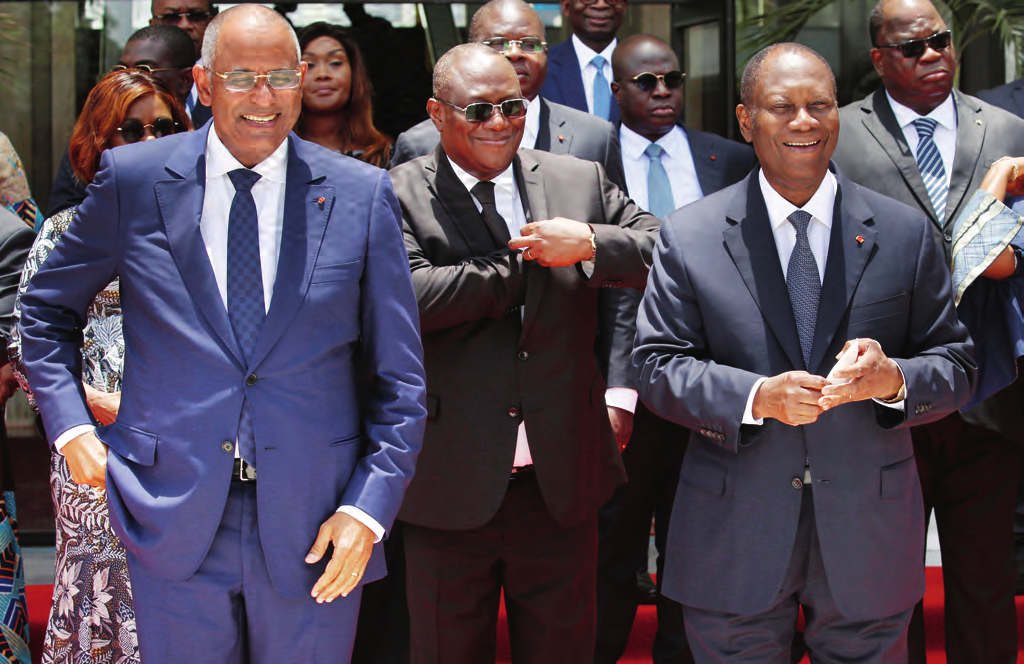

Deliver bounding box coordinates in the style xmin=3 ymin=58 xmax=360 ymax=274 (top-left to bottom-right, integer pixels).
xmin=600 ymin=124 xmax=756 ymax=390
xmin=390 ymin=97 xmax=626 ymax=190
xmin=978 ymin=78 xmax=1024 ymax=118
xmin=833 ymin=87 xmax=1024 ymax=442
xmin=391 ymin=146 xmax=658 ymax=530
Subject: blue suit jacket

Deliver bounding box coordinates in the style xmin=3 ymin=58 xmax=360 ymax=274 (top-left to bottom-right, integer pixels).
xmin=633 ymin=166 xmax=975 ymax=619
xmin=19 ymin=124 xmax=427 ymax=598
xmin=540 ymin=40 xmax=619 ymax=125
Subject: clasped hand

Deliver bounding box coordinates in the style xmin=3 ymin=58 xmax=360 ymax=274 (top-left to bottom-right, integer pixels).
xmin=508 ymin=217 xmax=593 ymax=267
xmin=752 ymin=338 xmax=904 ymax=425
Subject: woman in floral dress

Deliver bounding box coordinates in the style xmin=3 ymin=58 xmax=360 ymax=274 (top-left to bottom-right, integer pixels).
xmin=10 ymin=70 xmax=190 ymax=664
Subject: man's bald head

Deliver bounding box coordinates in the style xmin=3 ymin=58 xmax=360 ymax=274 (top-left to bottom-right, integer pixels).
xmin=740 ymin=42 xmax=835 ymax=110
xmin=467 ymin=0 xmax=548 ymax=100
xmin=469 ymin=0 xmax=543 ymax=43
xmin=433 ymin=43 xmax=516 ymax=99
xmin=611 ymin=34 xmax=676 ymax=79
xmin=201 ymin=3 xmax=299 ymax=72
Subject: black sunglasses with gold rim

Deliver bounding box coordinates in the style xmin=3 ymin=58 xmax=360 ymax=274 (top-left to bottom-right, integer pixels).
xmin=434 ymin=98 xmax=529 ymax=123
xmin=152 ymin=9 xmax=212 ymax=23
xmin=117 ymin=118 xmax=181 ymax=143
xmin=623 ymin=70 xmax=685 ymax=92
xmin=875 ymin=30 xmax=952 ymax=59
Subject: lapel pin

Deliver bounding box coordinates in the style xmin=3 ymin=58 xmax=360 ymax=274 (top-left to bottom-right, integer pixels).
xmin=976 ymin=119 xmax=983 ymax=125
xmin=856 ymin=235 xmax=864 ymax=245
xmin=557 ymin=134 xmax=565 ymax=143
xmin=710 ymin=155 xmax=716 ymax=161
xmin=317 ymin=196 xmax=325 ymax=205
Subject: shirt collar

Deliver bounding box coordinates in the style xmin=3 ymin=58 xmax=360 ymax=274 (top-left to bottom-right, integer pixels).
xmin=758 ymin=168 xmax=837 ymax=232
xmin=572 ymin=34 xmax=616 ymax=69
xmin=522 ymin=97 xmax=541 ymax=148
xmin=620 ymin=123 xmax=685 ymax=162
xmin=885 ymin=90 xmax=957 ymax=133
xmin=205 ymin=123 xmax=289 ymax=184
xmin=445 ymin=154 xmax=517 ymax=201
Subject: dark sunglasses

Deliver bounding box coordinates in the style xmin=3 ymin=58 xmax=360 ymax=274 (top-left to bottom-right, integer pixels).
xmin=117 ymin=117 xmax=179 ymax=143
xmin=111 ymin=64 xmax=190 ymax=75
xmin=434 ymin=97 xmax=529 ymax=123
xmin=627 ymin=70 xmax=685 ymax=92
xmin=876 ymin=30 xmax=952 ymax=59
xmin=152 ymin=9 xmax=211 ymax=23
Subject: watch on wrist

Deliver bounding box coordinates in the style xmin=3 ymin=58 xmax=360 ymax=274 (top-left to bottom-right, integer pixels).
xmin=587 ymin=224 xmax=597 ymax=261
xmin=882 ymin=382 xmax=906 ymax=404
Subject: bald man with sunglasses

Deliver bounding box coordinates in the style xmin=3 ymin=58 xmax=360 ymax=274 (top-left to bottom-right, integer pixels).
xmin=832 ymin=1 xmax=1024 ymax=661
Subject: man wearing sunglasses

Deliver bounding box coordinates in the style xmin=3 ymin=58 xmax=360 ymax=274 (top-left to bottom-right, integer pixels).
xmin=151 ymin=0 xmax=217 ymax=128
xmin=20 ymin=5 xmax=426 ymax=663
xmin=392 ymin=0 xmax=625 ymax=194
xmin=542 ymin=0 xmax=626 ymax=124
xmin=391 ymin=43 xmax=658 ymax=663
xmin=593 ymin=33 xmax=755 ymax=664
xmin=833 ymin=1 xmax=1024 ymax=662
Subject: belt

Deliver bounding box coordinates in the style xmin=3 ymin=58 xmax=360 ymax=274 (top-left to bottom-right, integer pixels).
xmin=232 ymin=458 xmax=257 ymax=482
xmin=509 ymin=464 xmax=534 ymax=481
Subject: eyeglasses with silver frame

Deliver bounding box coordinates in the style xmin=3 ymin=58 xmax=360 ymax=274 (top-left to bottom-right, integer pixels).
xmin=206 ymin=68 xmax=303 ymax=92
xmin=480 ymin=38 xmax=547 ymax=54
xmin=433 ymin=97 xmax=529 ymax=123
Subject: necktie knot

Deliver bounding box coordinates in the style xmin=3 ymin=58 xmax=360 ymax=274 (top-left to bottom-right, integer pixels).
xmin=591 ymin=55 xmax=606 ymax=69
xmin=471 ymin=180 xmax=497 ymax=207
xmin=912 ymin=117 xmax=937 ymax=140
xmin=788 ymin=209 xmax=812 ymax=237
xmin=229 ymin=168 xmax=261 ymax=194
xmin=644 ymin=143 xmax=666 ymax=161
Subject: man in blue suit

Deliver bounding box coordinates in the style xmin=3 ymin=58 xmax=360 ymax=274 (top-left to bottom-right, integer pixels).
xmin=633 ymin=43 xmax=975 ymax=661
xmin=540 ymin=0 xmax=625 ymax=124
xmin=18 ymin=5 xmax=426 ymax=662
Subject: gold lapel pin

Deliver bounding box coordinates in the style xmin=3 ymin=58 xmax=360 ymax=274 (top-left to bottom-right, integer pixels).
xmin=557 ymin=135 xmax=565 ymax=143
xmin=317 ymin=196 xmax=325 ymax=205
xmin=856 ymin=235 xmax=864 ymax=245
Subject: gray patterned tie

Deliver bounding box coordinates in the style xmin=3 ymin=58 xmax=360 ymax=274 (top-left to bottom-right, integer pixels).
xmin=644 ymin=143 xmax=674 ymax=218
xmin=912 ymin=117 xmax=948 ymax=220
xmin=591 ymin=55 xmax=612 ymax=120
xmin=786 ymin=210 xmax=820 ymax=368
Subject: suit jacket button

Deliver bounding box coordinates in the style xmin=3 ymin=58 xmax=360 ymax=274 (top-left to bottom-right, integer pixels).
xmin=245 ymin=373 xmax=258 ymax=386
xmin=943 ymin=233 xmax=952 ymax=242
xmin=518 ymin=350 xmax=529 ymax=361
xmin=792 ymin=478 xmax=803 ymax=489
xmin=508 ymin=407 xmax=519 ymax=418
xmin=222 ymin=441 xmax=234 ymax=453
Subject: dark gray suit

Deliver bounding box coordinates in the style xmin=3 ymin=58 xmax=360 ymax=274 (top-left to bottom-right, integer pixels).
xmin=833 ymin=87 xmax=1024 ymax=663
xmin=978 ymin=78 xmax=1024 ymax=118
xmin=390 ymin=96 xmax=626 ymax=191
xmin=634 ymin=165 xmax=974 ymax=659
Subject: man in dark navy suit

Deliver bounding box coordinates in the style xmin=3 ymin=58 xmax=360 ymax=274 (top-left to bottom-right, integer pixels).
xmin=540 ymin=0 xmax=625 ymax=124
xmin=594 ymin=34 xmax=754 ymax=664
xmin=978 ymin=78 xmax=1024 ymax=118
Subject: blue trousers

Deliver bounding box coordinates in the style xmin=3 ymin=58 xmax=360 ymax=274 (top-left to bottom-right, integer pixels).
xmin=126 ymin=480 xmax=363 ymax=663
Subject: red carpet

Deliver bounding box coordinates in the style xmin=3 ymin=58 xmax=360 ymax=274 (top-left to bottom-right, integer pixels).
xmin=21 ymin=568 xmax=1024 ymax=662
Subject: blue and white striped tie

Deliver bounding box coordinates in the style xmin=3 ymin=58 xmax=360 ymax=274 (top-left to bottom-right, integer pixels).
xmin=912 ymin=117 xmax=947 ymax=220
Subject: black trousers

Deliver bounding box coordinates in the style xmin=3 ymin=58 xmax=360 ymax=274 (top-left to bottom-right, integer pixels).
xmin=405 ymin=473 xmax=599 ymax=664
xmin=595 ymin=402 xmax=692 ymax=664
xmin=907 ymin=411 xmax=1020 ymax=664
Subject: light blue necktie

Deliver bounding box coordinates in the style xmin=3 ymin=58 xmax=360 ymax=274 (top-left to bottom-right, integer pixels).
xmin=786 ymin=210 xmax=819 ymax=368
xmin=644 ymin=143 xmax=674 ymax=218
xmin=591 ymin=55 xmax=611 ymax=120
xmin=912 ymin=117 xmax=948 ymax=220
xmin=227 ymin=168 xmax=265 ymax=467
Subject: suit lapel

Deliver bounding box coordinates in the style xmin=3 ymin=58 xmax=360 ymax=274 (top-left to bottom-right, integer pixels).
xmin=535 ymin=98 xmax=572 ymax=155
xmin=685 ymin=125 xmax=725 ymax=195
xmin=946 ymin=91 xmax=986 ymax=229
xmin=155 ymin=125 xmax=245 ymax=368
xmin=516 ymin=152 xmax=550 ymax=338
xmin=428 ymin=145 xmax=504 ymax=256
xmin=248 ymin=136 xmax=331 ymax=369
xmin=860 ymin=89 xmax=942 ymax=229
xmin=1014 ymin=84 xmax=1024 ymax=117
xmin=722 ymin=172 xmax=805 ymax=370
xmin=807 ymin=170 xmax=876 ymax=374
xmin=553 ymin=43 xmax=589 ymax=114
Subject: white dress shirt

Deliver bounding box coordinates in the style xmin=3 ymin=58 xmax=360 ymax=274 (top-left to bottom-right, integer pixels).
xmin=571 ymin=35 xmax=616 ymax=115
xmin=619 ymin=124 xmax=704 ymax=213
xmin=887 ymin=91 xmax=958 ymax=203
xmin=521 ymin=96 xmax=541 ymax=150
xmin=741 ymin=170 xmax=904 ymax=426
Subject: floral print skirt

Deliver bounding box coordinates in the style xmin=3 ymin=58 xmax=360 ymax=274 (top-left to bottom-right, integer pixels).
xmin=42 ymin=453 xmax=138 ymax=664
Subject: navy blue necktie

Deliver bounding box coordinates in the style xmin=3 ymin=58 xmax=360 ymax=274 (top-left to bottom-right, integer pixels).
xmin=591 ymin=55 xmax=612 ymax=120
xmin=912 ymin=117 xmax=948 ymax=220
xmin=227 ymin=168 xmax=264 ymax=466
xmin=786 ymin=210 xmax=820 ymax=368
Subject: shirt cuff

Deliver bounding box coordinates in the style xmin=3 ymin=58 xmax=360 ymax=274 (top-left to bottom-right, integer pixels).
xmin=335 ymin=505 xmax=385 ymax=543
xmin=605 ymin=387 xmax=637 ymax=413
xmin=742 ymin=377 xmax=768 ymax=425
xmin=54 ymin=424 xmax=97 ymax=453
xmin=872 ymin=363 xmax=907 ymax=411
xmin=580 ymin=259 xmax=595 ymax=277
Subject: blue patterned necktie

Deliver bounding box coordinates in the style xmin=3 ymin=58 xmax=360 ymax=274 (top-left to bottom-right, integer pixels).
xmin=912 ymin=117 xmax=948 ymax=220
xmin=644 ymin=143 xmax=674 ymax=218
xmin=786 ymin=210 xmax=820 ymax=368
xmin=227 ymin=168 xmax=264 ymax=466
xmin=591 ymin=55 xmax=611 ymax=120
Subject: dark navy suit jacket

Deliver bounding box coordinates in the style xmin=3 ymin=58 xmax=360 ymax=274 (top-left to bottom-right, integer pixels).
xmin=540 ymin=39 xmax=619 ymax=125
xmin=978 ymin=78 xmax=1024 ymax=118
xmin=633 ymin=165 xmax=975 ymax=619
xmin=19 ymin=124 xmax=427 ymax=598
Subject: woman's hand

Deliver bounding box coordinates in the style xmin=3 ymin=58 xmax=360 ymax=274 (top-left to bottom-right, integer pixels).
xmin=980 ymin=157 xmax=1024 ymax=200
xmin=83 ymin=383 xmax=120 ymax=426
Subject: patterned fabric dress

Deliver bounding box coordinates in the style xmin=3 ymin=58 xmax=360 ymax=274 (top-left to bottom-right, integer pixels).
xmin=10 ymin=208 xmax=138 ymax=664
xmin=0 ymin=134 xmax=41 ymax=230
